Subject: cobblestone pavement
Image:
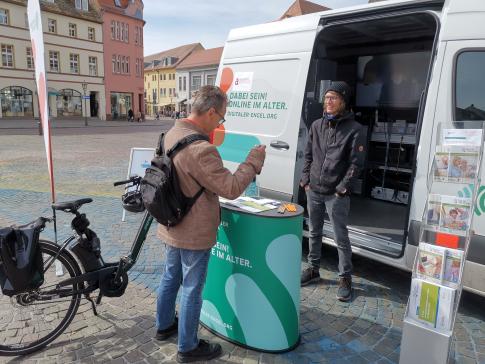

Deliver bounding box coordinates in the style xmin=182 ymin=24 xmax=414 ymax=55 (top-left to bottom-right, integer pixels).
xmin=1 ymin=130 xmax=485 ymax=364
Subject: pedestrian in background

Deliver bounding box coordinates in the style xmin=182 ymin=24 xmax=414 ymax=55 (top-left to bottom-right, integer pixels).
xmin=155 ymin=85 xmax=266 ymax=363
xmin=300 ymin=81 xmax=365 ymax=302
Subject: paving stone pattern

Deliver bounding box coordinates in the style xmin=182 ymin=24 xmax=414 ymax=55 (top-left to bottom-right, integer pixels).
xmin=1 ymin=131 xmax=485 ymax=364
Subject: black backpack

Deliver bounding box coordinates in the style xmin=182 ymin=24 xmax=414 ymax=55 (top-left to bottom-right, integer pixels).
xmin=0 ymin=218 xmax=45 ymax=296
xmin=140 ymin=132 xmax=209 ymax=228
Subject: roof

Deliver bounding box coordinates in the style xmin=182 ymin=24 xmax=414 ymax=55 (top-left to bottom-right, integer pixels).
xmin=3 ymin=0 xmax=103 ymax=23
xmin=144 ymin=43 xmax=204 ymax=70
xmin=94 ymin=0 xmax=144 ymax=21
xmin=279 ymin=0 xmax=330 ymax=19
xmin=177 ymin=47 xmax=223 ymax=70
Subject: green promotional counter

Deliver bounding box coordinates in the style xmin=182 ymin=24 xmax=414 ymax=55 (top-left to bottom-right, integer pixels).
xmin=200 ymin=201 xmax=304 ymax=352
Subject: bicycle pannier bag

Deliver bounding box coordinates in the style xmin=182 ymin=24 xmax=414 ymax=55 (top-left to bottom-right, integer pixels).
xmin=0 ymin=218 xmax=45 ymax=296
xmin=140 ymin=133 xmax=209 ymax=228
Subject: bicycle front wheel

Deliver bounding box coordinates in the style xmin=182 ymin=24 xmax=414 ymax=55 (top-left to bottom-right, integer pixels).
xmin=0 ymin=240 xmax=82 ymax=356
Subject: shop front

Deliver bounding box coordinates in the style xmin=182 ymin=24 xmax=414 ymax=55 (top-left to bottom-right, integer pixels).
xmin=110 ymin=92 xmax=132 ymax=119
xmin=57 ymin=89 xmax=82 ymax=117
xmin=0 ymin=86 xmax=34 ymax=118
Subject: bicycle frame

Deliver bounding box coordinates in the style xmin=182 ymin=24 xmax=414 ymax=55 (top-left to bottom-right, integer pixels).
xmin=41 ymin=210 xmax=154 ymax=300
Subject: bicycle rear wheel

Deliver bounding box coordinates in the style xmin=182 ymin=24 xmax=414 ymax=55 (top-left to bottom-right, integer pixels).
xmin=0 ymin=240 xmax=82 ymax=356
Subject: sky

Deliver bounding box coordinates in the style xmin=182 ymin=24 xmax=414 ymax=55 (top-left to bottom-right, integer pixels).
xmin=143 ymin=0 xmax=368 ymax=56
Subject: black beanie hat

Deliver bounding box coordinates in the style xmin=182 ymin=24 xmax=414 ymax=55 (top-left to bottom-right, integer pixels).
xmin=324 ymin=81 xmax=351 ymax=105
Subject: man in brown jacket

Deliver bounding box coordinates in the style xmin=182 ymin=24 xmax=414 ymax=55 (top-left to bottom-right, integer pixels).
xmin=155 ymin=85 xmax=266 ymax=363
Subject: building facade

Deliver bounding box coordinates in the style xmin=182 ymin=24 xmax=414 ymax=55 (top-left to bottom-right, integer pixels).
xmin=144 ymin=43 xmax=203 ymax=117
xmin=94 ymin=0 xmax=144 ymax=120
xmin=0 ymin=0 xmax=106 ymax=119
xmin=176 ymin=47 xmax=223 ymax=113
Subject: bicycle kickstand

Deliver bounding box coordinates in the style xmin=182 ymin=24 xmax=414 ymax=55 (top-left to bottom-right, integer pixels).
xmin=85 ymin=293 xmax=98 ymax=316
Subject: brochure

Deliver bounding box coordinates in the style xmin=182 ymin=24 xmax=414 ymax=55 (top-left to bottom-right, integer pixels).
xmin=416 ymin=243 xmax=445 ymax=284
xmin=433 ymin=145 xmax=479 ymax=184
xmin=442 ymin=129 xmax=483 ymax=146
xmin=425 ymin=194 xmax=472 ymax=237
xmin=219 ymin=196 xmax=279 ymax=213
xmin=443 ymin=248 xmax=464 ymax=288
xmin=408 ymin=278 xmax=455 ymax=332
xmin=416 ymin=243 xmax=464 ymax=288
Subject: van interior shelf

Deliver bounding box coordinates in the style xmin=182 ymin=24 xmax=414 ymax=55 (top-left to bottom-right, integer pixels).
xmin=374 ymin=165 xmax=413 ymax=174
xmin=371 ymin=132 xmax=416 ymax=145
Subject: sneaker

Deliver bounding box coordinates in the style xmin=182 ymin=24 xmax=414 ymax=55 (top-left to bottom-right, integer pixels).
xmin=336 ymin=277 xmax=352 ymax=302
xmin=301 ymin=267 xmax=320 ymax=286
xmin=155 ymin=315 xmax=178 ymax=341
xmin=177 ymin=339 xmax=222 ymax=363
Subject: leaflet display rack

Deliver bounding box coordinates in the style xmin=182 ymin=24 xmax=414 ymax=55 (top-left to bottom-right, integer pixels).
xmin=400 ymin=122 xmax=485 ymax=364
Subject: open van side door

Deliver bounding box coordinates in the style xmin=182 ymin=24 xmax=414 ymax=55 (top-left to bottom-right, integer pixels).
xmin=215 ymin=15 xmax=321 ymax=201
xmin=408 ymin=0 xmax=485 ymax=295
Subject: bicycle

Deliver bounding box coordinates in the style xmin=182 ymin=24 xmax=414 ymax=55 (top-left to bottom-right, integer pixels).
xmin=0 ymin=176 xmax=153 ymax=356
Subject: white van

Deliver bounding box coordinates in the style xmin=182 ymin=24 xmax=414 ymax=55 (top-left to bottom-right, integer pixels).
xmin=215 ymin=0 xmax=485 ymax=296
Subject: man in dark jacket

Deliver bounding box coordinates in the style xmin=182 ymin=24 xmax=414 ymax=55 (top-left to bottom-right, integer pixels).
xmin=300 ymin=81 xmax=364 ymax=301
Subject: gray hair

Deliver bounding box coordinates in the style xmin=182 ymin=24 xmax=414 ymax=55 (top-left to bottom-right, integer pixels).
xmin=191 ymin=85 xmax=227 ymax=114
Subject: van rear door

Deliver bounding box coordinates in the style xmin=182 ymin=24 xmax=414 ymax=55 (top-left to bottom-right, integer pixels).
xmin=409 ymin=0 xmax=485 ymax=295
xmin=215 ymin=15 xmax=320 ymax=200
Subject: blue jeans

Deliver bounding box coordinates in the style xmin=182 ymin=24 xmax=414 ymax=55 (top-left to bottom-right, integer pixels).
xmin=156 ymin=244 xmax=211 ymax=352
xmin=307 ymin=190 xmax=353 ymax=277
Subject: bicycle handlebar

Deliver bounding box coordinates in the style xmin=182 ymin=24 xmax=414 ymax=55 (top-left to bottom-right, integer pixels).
xmin=113 ymin=176 xmax=141 ymax=187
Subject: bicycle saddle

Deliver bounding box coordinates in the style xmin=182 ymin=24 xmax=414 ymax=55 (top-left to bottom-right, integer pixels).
xmin=52 ymin=198 xmax=93 ymax=212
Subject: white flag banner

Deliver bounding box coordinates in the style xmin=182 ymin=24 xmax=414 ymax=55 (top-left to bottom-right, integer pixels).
xmin=27 ymin=0 xmax=56 ymax=202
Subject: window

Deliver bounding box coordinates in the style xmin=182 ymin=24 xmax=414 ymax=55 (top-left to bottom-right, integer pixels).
xmin=163 ymin=74 xmax=166 ymax=81
xmin=125 ymin=24 xmax=129 ymax=43
xmin=88 ymin=27 xmax=95 ymax=41
xmin=75 ymin=0 xmax=81 ymax=10
xmin=69 ymin=53 xmax=79 ymax=74
xmin=183 ymin=76 xmax=186 ymax=91
xmin=26 ymin=47 xmax=34 ymax=69
xmin=49 ymin=51 xmax=59 ymax=72
xmin=116 ymin=55 xmax=121 ymax=73
xmin=207 ymin=75 xmax=216 ymax=86
xmin=0 ymin=86 xmax=33 ymax=117
xmin=1 ymin=44 xmax=14 ymax=67
xmin=110 ymin=21 xmax=115 ymax=39
xmin=0 ymin=9 xmax=9 ymax=25
xmin=120 ymin=23 xmax=125 ymax=42
xmin=152 ymin=89 xmax=157 ymax=104
xmin=89 ymin=56 xmax=97 ymax=76
xmin=116 ymin=21 xmax=120 ymax=40
xmin=48 ymin=19 xmax=56 ymax=33
xmin=126 ymin=56 xmax=130 ymax=74
xmin=69 ymin=23 xmax=77 ymax=38
xmin=24 ymin=12 xmax=29 ymax=28
xmin=135 ymin=26 xmax=139 ymax=45
xmin=179 ymin=76 xmax=182 ymax=91
xmin=115 ymin=0 xmax=121 ymax=6
xmin=191 ymin=75 xmax=202 ymax=91
xmin=455 ymin=51 xmax=485 ymax=121
xmin=82 ymin=0 xmax=88 ymax=11
xmin=112 ymin=55 xmax=116 ymax=73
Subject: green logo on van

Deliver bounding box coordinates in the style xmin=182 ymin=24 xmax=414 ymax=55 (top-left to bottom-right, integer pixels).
xmin=458 ymin=184 xmax=485 ymax=216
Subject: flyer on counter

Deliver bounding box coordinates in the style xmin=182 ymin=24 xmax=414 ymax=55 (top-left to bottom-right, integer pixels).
xmin=433 ymin=145 xmax=479 ymax=184
xmin=425 ymin=194 xmax=472 ymax=237
xmin=219 ymin=196 xmax=280 ymax=213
